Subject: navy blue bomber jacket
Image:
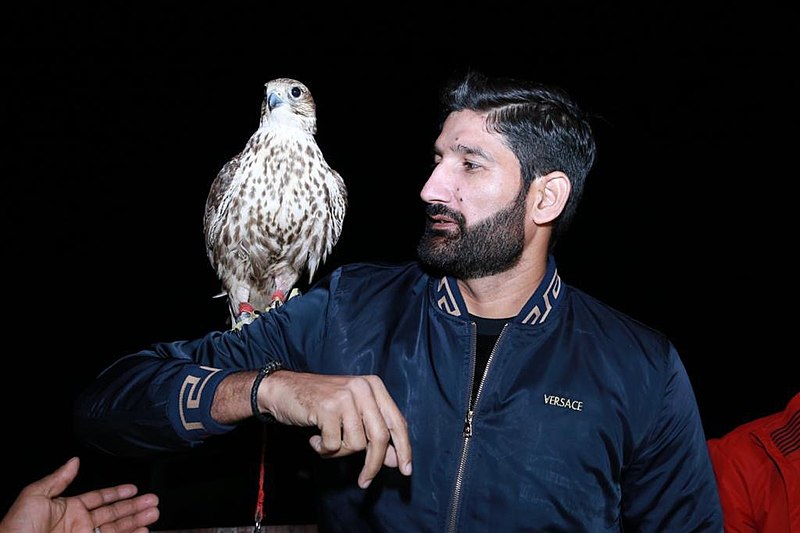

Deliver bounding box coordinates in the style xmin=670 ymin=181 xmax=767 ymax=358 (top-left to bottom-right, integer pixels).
xmin=75 ymin=256 xmax=723 ymax=532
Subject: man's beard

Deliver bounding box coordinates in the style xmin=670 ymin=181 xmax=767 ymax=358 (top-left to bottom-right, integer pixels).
xmin=417 ymin=185 xmax=527 ymax=279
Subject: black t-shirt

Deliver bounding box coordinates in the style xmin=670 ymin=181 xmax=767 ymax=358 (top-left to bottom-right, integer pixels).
xmin=470 ymin=314 xmax=511 ymax=407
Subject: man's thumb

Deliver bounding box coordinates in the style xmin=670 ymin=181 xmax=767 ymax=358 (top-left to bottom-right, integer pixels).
xmin=32 ymin=456 xmax=80 ymax=497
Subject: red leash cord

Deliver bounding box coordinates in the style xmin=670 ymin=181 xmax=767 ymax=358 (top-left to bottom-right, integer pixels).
xmin=253 ymin=424 xmax=267 ymax=533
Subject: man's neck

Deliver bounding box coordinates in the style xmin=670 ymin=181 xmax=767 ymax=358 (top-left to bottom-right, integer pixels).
xmin=457 ymin=253 xmax=549 ymax=319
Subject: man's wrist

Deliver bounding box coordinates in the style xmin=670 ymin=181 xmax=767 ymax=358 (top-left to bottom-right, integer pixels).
xmin=250 ymin=361 xmax=284 ymax=423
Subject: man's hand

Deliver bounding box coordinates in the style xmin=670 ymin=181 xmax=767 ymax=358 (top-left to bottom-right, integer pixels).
xmin=260 ymin=371 xmax=413 ymax=489
xmin=0 ymin=456 xmax=159 ymax=533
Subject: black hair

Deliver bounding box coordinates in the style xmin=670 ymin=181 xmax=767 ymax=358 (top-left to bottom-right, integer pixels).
xmin=441 ymin=70 xmax=597 ymax=246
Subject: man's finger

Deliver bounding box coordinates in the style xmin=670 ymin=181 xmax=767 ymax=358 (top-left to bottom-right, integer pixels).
xmin=341 ymin=409 xmax=368 ymax=451
xmin=357 ymin=402 xmax=392 ymax=488
xmin=369 ymin=378 xmax=413 ymax=476
xmin=386 ymin=415 xmax=412 ymax=476
xmin=90 ymin=493 xmax=160 ymax=529
xmin=316 ymin=423 xmax=343 ymax=455
xmin=382 ymin=445 xmax=399 ymax=469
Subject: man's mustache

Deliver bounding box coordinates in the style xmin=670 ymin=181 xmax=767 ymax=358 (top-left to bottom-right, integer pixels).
xmin=424 ymin=203 xmax=465 ymax=226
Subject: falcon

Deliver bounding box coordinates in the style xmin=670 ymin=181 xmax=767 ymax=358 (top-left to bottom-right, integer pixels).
xmin=203 ymin=78 xmax=347 ymax=327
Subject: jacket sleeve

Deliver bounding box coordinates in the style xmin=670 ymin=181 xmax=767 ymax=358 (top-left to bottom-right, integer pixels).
xmin=73 ymin=272 xmax=338 ymax=456
xmin=621 ymin=346 xmax=724 ymax=531
xmin=73 ymin=347 xmax=239 ymax=456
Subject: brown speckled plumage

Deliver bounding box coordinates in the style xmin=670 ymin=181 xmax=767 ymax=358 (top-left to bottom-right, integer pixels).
xmin=203 ymin=78 xmax=347 ymax=322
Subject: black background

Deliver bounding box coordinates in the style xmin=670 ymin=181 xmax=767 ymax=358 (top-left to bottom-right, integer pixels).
xmin=2 ymin=3 xmax=797 ymax=529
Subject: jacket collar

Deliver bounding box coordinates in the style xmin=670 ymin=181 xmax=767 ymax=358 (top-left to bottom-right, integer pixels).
xmin=431 ymin=254 xmax=563 ymax=327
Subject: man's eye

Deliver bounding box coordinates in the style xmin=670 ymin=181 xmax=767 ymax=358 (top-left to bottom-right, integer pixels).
xmin=463 ymin=161 xmax=479 ymax=170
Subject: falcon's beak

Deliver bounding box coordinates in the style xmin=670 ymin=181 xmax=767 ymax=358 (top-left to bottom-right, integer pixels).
xmin=267 ymin=92 xmax=283 ymax=111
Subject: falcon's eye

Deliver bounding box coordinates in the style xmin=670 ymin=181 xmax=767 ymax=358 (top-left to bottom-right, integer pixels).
xmin=290 ymin=86 xmax=303 ymax=99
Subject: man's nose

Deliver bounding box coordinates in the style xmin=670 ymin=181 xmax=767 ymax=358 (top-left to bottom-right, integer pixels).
xmin=419 ymin=163 xmax=450 ymax=204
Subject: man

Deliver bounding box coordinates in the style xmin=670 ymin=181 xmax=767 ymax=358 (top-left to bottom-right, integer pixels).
xmin=75 ymin=71 xmax=722 ymax=531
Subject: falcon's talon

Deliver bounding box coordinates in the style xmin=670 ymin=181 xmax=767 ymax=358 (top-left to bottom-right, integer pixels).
xmin=259 ymin=288 xmax=301 ymax=315
xmin=231 ymin=309 xmax=260 ymax=331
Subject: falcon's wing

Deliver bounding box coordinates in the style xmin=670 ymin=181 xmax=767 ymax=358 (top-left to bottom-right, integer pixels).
xmin=324 ymin=167 xmax=348 ymax=253
xmin=203 ymin=153 xmax=242 ymax=260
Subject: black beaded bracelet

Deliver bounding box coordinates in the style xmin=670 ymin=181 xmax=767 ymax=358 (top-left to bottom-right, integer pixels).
xmin=250 ymin=361 xmax=284 ymax=423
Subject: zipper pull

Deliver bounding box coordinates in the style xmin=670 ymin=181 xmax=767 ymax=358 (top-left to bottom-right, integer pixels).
xmin=463 ymin=409 xmax=474 ymax=438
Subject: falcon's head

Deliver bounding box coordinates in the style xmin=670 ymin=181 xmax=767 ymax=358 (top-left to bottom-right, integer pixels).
xmin=259 ymin=78 xmax=317 ymax=134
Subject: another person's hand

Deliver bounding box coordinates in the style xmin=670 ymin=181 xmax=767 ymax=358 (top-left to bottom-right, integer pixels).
xmin=260 ymin=371 xmax=413 ymax=489
xmin=0 ymin=456 xmax=159 ymax=533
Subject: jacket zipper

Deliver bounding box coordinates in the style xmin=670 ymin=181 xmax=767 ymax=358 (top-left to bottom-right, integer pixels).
xmin=446 ymin=322 xmax=508 ymax=532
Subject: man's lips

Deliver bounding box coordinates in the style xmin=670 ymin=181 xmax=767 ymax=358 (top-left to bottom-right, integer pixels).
xmin=428 ymin=215 xmax=458 ymax=230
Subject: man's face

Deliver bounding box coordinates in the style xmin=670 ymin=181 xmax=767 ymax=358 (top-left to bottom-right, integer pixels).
xmin=417 ymin=110 xmax=527 ymax=279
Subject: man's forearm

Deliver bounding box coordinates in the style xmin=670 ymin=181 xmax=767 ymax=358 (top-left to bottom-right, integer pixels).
xmin=210 ymin=370 xmax=259 ymax=424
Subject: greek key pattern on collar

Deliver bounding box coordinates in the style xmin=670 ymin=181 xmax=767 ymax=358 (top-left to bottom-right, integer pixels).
xmin=435 ymin=269 xmax=562 ymax=324
xmin=521 ymin=269 xmax=561 ymax=326
xmin=436 ymin=277 xmax=462 ymax=317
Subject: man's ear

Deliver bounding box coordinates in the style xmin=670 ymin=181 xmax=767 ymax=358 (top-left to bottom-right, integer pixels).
xmin=530 ymin=171 xmax=571 ymax=225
